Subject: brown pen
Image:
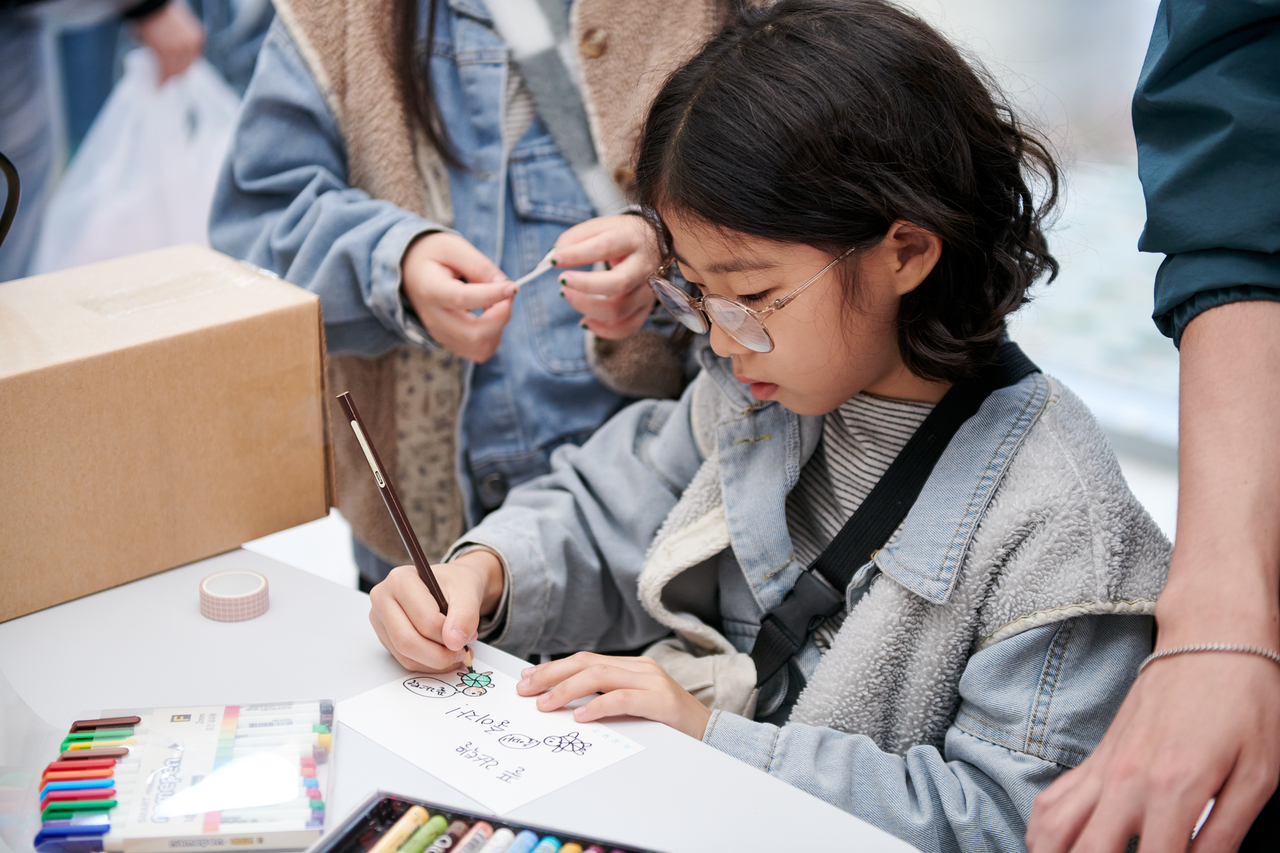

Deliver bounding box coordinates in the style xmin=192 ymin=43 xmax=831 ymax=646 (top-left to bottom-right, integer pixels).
xmin=337 ymin=392 xmax=472 ymax=667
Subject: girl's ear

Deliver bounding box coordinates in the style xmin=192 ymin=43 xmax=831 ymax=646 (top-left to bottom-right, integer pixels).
xmin=882 ymin=220 xmax=942 ymax=296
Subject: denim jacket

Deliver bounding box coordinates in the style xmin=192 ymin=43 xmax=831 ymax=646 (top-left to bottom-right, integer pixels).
xmin=210 ymin=0 xmax=627 ymax=524
xmin=452 ymin=348 xmax=1170 ymax=852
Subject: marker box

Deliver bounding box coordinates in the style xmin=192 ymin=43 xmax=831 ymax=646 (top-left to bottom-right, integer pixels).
xmin=309 ymin=791 xmax=664 ymax=853
xmin=35 ymin=702 xmax=335 ymax=853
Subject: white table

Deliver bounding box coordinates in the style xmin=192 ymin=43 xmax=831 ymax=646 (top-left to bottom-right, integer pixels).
xmin=0 ymin=550 xmax=915 ymax=853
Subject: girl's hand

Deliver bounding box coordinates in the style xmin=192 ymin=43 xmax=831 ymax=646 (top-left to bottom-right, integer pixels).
xmin=133 ymin=1 xmax=205 ymax=83
xmin=402 ymin=232 xmax=516 ymax=363
xmin=551 ymin=215 xmax=660 ymax=340
xmin=368 ymin=551 xmax=505 ymax=672
xmin=516 ymin=652 xmax=712 ymax=740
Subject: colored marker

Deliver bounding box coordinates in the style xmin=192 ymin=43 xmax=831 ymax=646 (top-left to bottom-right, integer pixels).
xmin=475 ymin=829 xmax=517 ymax=853
xmin=234 ymin=723 xmax=330 ymax=737
xmin=454 ymin=822 xmax=494 ymax=853
xmin=504 ymin=831 xmax=541 ymax=853
xmin=528 ymin=837 xmax=561 ymax=853
xmin=399 ymin=814 xmax=449 ymax=853
xmin=236 ymin=701 xmax=334 ymax=721
xmin=581 ymin=847 xmax=605 ymax=853
xmin=57 ymin=747 xmax=130 ymax=761
xmin=368 ymin=806 xmax=429 ymax=853
xmin=558 ymin=845 xmax=583 ymax=853
xmin=69 ymin=716 xmax=142 ymax=732
xmin=424 ymin=820 xmax=471 ymax=853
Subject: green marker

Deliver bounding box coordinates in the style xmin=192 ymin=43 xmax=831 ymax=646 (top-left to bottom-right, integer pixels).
xmin=399 ymin=815 xmax=449 ymax=853
xmin=42 ymin=800 xmax=117 ymax=821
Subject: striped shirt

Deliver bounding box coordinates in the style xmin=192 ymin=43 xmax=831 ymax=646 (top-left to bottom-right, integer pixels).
xmin=785 ymin=393 xmax=934 ymax=650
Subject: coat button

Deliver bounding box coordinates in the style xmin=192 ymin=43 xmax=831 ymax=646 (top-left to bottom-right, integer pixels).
xmin=581 ymin=28 xmax=608 ymax=59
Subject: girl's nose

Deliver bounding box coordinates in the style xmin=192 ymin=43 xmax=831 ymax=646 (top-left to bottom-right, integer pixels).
xmin=707 ymin=322 xmax=750 ymax=358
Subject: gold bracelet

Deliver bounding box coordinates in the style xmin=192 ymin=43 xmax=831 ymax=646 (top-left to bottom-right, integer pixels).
xmin=1138 ymin=643 xmax=1280 ymax=675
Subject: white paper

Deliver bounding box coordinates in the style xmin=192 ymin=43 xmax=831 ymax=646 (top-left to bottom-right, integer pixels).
xmin=337 ymin=659 xmax=644 ymax=814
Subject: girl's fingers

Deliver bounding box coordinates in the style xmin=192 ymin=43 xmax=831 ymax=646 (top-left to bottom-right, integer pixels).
xmin=517 ymin=653 xmax=648 ymax=699
xmin=561 ymin=280 xmax=653 ymax=326
xmin=1025 ymin=768 xmax=1101 ymax=853
xmin=581 ymin=301 xmax=653 ymax=341
xmin=433 ymin=277 xmax=518 ymax=311
xmin=557 ymin=255 xmax=651 ymax=298
xmin=1191 ymin=765 xmax=1276 ymax=852
xmin=572 ymin=688 xmax=657 ymax=723
xmin=552 ymin=216 xmax=651 ymax=269
xmin=430 ymin=232 xmax=507 ymax=285
xmin=368 ymin=579 xmax=460 ymax=672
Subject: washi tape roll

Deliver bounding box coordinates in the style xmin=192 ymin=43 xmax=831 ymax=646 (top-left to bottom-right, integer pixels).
xmin=200 ymin=570 xmax=270 ymax=622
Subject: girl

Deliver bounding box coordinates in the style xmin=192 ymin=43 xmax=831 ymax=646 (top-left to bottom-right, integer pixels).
xmin=211 ymin=0 xmax=720 ymax=586
xmin=369 ymin=1 xmax=1170 ymax=848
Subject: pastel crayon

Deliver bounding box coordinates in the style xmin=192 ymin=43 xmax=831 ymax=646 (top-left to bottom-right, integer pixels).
xmin=558 ymin=846 xmax=582 ymax=853
xmin=424 ymin=820 xmax=471 ymax=853
xmin=504 ymin=831 xmax=541 ymax=853
xmin=368 ymin=805 xmax=429 ymax=853
xmin=454 ymin=821 xmax=494 ymax=853
xmin=399 ymin=815 xmax=449 ymax=853
xmin=475 ymin=829 xmax=517 ymax=853
xmin=528 ymin=837 xmax=561 ymax=853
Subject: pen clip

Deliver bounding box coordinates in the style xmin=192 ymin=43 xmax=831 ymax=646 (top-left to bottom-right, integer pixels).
xmin=349 ymin=419 xmax=385 ymax=488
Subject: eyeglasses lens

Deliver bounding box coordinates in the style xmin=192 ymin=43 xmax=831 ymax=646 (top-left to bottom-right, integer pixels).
xmin=704 ymin=299 xmax=773 ymax=353
xmin=648 ymin=276 xmax=709 ymax=334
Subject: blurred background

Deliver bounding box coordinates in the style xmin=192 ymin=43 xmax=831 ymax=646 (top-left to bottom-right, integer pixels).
xmin=7 ymin=0 xmax=1179 ymax=588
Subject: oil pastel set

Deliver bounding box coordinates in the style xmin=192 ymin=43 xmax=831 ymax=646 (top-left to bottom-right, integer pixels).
xmin=34 ymin=701 xmax=334 ymax=852
xmin=311 ymin=792 xmax=661 ymax=853
xmin=337 ymin=660 xmax=643 ymax=815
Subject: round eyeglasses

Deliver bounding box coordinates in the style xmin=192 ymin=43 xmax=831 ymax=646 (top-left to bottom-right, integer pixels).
xmin=645 ymin=247 xmax=855 ymax=353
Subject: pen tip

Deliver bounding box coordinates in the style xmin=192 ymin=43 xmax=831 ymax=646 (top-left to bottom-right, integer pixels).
xmin=462 ymin=646 xmax=474 ymax=669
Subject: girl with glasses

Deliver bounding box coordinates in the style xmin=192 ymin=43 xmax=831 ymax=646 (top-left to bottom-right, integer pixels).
xmin=369 ymin=2 xmax=1170 ymax=847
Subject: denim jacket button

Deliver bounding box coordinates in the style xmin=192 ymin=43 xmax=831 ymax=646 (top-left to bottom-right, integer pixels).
xmin=580 ymin=28 xmax=608 ymax=59
xmin=479 ymin=472 xmax=509 ymax=508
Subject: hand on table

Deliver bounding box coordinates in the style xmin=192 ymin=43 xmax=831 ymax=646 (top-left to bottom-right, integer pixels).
xmin=133 ymin=1 xmax=205 ymax=83
xmin=549 ymin=215 xmax=660 ymax=339
xmin=368 ymin=551 xmax=505 ymax=672
xmin=402 ymin=232 xmax=516 ymax=363
xmin=516 ymin=652 xmax=712 ymax=740
xmin=1026 ymin=652 xmax=1280 ymax=852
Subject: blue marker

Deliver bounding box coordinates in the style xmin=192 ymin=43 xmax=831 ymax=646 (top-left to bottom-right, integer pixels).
xmin=528 ymin=837 xmax=561 ymax=853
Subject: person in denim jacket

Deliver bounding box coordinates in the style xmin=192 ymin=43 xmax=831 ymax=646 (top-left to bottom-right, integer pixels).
xmin=210 ymin=0 xmax=702 ymax=585
xmin=368 ymin=2 xmax=1171 ymax=849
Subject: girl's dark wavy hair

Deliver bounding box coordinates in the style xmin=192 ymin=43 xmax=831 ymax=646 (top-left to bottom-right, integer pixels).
xmin=635 ymin=0 xmax=1060 ymax=382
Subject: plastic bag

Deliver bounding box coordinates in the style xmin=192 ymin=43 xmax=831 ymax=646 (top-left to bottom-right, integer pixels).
xmin=30 ymin=49 xmax=239 ymax=275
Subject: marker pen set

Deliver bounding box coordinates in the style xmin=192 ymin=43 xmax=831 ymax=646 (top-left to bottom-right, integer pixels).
xmin=34 ymin=701 xmax=334 ymax=853
xmin=312 ymin=793 xmax=661 ymax=853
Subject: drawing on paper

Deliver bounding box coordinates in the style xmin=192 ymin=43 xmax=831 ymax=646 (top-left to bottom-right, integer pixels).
xmin=402 ymin=667 xmax=495 ymax=700
xmin=497 ymin=733 xmax=540 ymax=750
xmin=542 ymin=731 xmax=591 ymax=756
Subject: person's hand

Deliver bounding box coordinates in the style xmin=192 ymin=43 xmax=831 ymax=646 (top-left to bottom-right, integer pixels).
xmin=132 ymin=1 xmax=205 ymax=83
xmin=1027 ymin=652 xmax=1280 ymax=851
xmin=516 ymin=652 xmax=712 ymax=739
xmin=402 ymin=232 xmax=516 ymax=363
xmin=550 ymin=215 xmax=660 ymax=340
xmin=368 ymin=550 xmax=505 ymax=672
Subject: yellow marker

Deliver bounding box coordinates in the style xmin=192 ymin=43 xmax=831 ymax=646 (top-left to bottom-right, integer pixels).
xmin=368 ymin=806 xmax=429 ymax=853
xmin=560 ymin=845 xmax=583 ymax=853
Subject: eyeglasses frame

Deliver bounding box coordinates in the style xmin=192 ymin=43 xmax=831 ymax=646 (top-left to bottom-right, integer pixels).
xmin=646 ymin=246 xmax=857 ymax=353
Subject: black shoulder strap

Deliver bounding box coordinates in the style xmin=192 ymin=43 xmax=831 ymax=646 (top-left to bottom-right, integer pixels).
xmin=750 ymin=342 xmax=1039 ymax=688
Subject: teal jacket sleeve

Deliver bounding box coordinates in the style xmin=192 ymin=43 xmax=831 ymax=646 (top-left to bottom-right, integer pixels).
xmin=1134 ymin=0 xmax=1280 ymax=344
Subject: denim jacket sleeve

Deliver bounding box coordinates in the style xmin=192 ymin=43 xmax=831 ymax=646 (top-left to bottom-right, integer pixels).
xmin=447 ymin=382 xmax=710 ymax=659
xmin=209 ymin=19 xmax=442 ymax=358
xmin=703 ymin=614 xmax=1152 ymax=853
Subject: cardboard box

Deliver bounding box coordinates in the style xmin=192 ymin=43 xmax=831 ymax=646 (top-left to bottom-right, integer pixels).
xmin=0 ymin=245 xmax=333 ymax=622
